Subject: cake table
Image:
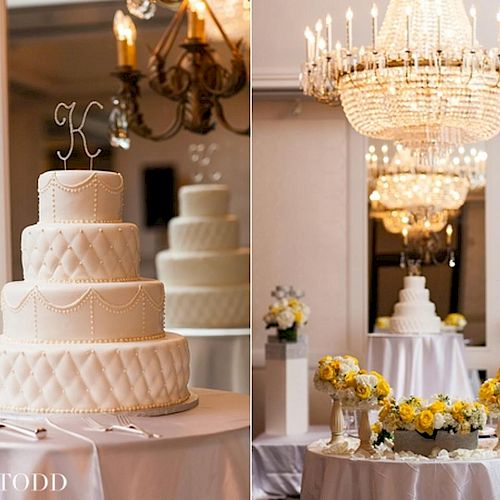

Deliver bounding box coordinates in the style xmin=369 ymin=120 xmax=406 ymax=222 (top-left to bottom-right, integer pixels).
xmin=301 ymin=440 xmax=500 ymax=500
xmin=172 ymin=328 xmax=250 ymax=393
xmin=0 ymin=389 xmax=249 ymax=500
xmin=367 ymin=333 xmax=474 ymax=400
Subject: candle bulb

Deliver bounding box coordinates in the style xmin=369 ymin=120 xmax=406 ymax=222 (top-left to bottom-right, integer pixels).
xmin=326 ymin=14 xmax=333 ymax=52
xmin=371 ymin=4 xmax=378 ymax=50
xmin=113 ymin=10 xmax=137 ymax=69
xmin=315 ymin=19 xmax=323 ymax=59
xmin=446 ymin=224 xmax=453 ymax=245
xmin=346 ymin=7 xmax=353 ymax=52
xmin=402 ymin=227 xmax=409 ymax=247
xmin=437 ymin=6 xmax=442 ymax=51
xmin=497 ymin=10 xmax=500 ymax=48
xmin=305 ymin=27 xmax=314 ymax=62
xmin=405 ymin=5 xmax=412 ymax=50
xmin=470 ymin=5 xmax=477 ymax=48
xmin=188 ymin=0 xmax=206 ymax=42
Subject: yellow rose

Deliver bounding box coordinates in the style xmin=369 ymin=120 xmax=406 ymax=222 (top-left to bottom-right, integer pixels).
xmin=355 ymin=384 xmax=372 ymax=400
xmin=496 ymin=368 xmax=500 ymax=380
xmin=319 ymin=355 xmax=333 ymax=365
xmin=294 ymin=310 xmax=303 ymax=323
xmin=319 ymin=365 xmax=334 ymax=381
xmin=399 ymin=403 xmax=415 ymax=423
xmin=415 ymin=410 xmax=435 ymax=435
xmin=379 ymin=400 xmax=392 ymax=420
xmin=479 ymin=380 xmax=497 ymax=402
xmin=330 ymin=360 xmax=341 ymax=373
xmin=451 ymin=401 xmax=464 ymax=422
xmin=370 ymin=370 xmax=384 ymax=380
xmin=345 ymin=371 xmax=356 ymax=387
xmin=429 ymin=401 xmax=446 ymax=414
xmin=372 ymin=422 xmax=382 ymax=434
xmin=271 ymin=305 xmax=281 ymax=315
xmin=288 ymin=298 xmax=298 ymax=307
xmin=376 ymin=380 xmax=390 ymax=399
xmin=375 ymin=316 xmax=390 ymax=329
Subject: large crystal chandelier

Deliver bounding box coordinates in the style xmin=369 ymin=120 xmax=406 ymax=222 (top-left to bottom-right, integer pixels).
xmin=301 ymin=0 xmax=500 ymax=151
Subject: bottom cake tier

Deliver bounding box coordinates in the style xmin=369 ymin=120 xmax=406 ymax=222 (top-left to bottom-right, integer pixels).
xmin=0 ymin=333 xmax=191 ymax=414
xmin=390 ymin=316 xmax=442 ymax=334
xmin=165 ymin=284 xmax=250 ymax=328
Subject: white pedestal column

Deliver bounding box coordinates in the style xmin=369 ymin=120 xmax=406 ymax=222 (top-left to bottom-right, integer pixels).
xmin=265 ymin=335 xmax=309 ymax=435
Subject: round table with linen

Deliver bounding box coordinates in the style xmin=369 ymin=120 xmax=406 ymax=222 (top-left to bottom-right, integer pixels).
xmin=0 ymin=388 xmax=249 ymax=500
xmin=301 ymin=440 xmax=500 ymax=500
xmin=173 ymin=328 xmax=250 ymax=394
xmin=367 ymin=333 xmax=474 ymax=400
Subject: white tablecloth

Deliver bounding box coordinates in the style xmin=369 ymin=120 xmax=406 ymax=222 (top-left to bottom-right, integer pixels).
xmin=367 ymin=333 xmax=474 ymax=400
xmin=173 ymin=328 xmax=250 ymax=394
xmin=301 ymin=442 xmax=500 ymax=500
xmin=252 ymin=426 xmax=329 ymax=499
xmin=0 ymin=389 xmax=249 ymax=500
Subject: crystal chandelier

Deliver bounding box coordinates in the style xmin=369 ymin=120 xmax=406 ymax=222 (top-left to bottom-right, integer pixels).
xmin=377 ymin=208 xmax=450 ymax=234
xmin=367 ymin=143 xmax=486 ymax=213
xmin=109 ymin=0 xmax=248 ymax=149
xmin=301 ymin=0 xmax=500 ymax=151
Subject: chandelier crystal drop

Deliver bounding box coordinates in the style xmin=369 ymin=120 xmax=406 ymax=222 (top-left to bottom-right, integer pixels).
xmin=380 ymin=208 xmax=450 ymax=234
xmin=301 ymin=0 xmax=500 ymax=149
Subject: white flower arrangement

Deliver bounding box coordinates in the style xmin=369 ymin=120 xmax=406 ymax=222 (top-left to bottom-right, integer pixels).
xmin=313 ymin=355 xmax=391 ymax=409
xmin=379 ymin=394 xmax=487 ymax=437
xmin=263 ymin=286 xmax=310 ymax=332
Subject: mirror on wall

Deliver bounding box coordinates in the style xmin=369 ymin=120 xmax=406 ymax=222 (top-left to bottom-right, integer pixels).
xmin=368 ymin=186 xmax=486 ymax=346
xmin=8 ymin=1 xmax=250 ymax=280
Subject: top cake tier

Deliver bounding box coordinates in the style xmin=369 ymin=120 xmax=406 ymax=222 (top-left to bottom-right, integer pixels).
xmin=179 ymin=184 xmax=229 ymax=217
xmin=403 ymin=276 xmax=426 ymax=290
xmin=38 ymin=170 xmax=124 ymax=223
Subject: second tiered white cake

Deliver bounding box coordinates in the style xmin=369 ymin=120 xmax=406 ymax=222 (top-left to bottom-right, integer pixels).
xmin=390 ymin=276 xmax=442 ymax=334
xmin=156 ymin=184 xmax=250 ymax=328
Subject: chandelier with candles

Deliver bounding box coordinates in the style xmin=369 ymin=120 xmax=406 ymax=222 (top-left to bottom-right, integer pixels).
xmin=367 ymin=143 xmax=486 ymax=235
xmin=301 ymin=0 xmax=500 ymax=155
xmin=109 ymin=0 xmax=248 ymax=149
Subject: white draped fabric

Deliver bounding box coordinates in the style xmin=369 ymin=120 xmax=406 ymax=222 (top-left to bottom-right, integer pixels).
xmin=173 ymin=328 xmax=250 ymax=393
xmin=252 ymin=426 xmax=329 ymax=499
xmin=0 ymin=389 xmax=249 ymax=500
xmin=301 ymin=444 xmax=500 ymax=500
xmin=367 ymin=333 xmax=474 ymax=400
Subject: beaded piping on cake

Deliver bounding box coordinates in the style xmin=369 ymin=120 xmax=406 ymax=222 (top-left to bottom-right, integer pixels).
xmin=2 ymin=285 xmax=165 ymax=340
xmin=22 ymin=225 xmax=140 ymax=282
xmin=0 ymin=332 xmax=166 ymax=344
xmin=38 ymin=172 xmax=124 ymax=223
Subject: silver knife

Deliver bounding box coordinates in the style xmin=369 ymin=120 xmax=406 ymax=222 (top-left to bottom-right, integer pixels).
xmin=0 ymin=420 xmax=47 ymax=439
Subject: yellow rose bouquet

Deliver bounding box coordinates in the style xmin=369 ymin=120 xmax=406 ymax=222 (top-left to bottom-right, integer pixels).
xmin=478 ymin=370 xmax=500 ymax=417
xmin=313 ymin=355 xmax=361 ymax=398
xmin=380 ymin=395 xmax=486 ymax=436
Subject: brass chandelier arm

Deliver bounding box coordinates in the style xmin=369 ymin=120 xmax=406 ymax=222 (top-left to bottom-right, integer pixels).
xmin=214 ymin=99 xmax=249 ymax=136
xmin=130 ymin=104 xmax=185 ymax=142
xmin=201 ymin=0 xmax=240 ymax=54
xmin=200 ymin=58 xmax=247 ymax=98
xmin=153 ymin=0 xmax=188 ymax=57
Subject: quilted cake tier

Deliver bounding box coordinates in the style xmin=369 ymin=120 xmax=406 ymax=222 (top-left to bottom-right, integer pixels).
xmin=22 ymin=223 xmax=140 ymax=282
xmin=0 ymin=333 xmax=190 ymax=413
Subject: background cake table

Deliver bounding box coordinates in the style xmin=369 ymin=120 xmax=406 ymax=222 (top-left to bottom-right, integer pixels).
xmin=0 ymin=389 xmax=249 ymax=500
xmin=367 ymin=333 xmax=474 ymax=400
xmin=301 ymin=441 xmax=500 ymax=500
xmin=172 ymin=328 xmax=250 ymax=393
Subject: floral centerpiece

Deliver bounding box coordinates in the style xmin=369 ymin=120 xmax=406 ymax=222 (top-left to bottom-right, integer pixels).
xmin=378 ymin=395 xmax=487 ymax=455
xmin=263 ymin=286 xmax=310 ymax=342
xmin=478 ymin=370 xmax=500 ymax=449
xmin=443 ymin=313 xmax=467 ymax=332
xmin=314 ymin=355 xmax=391 ymax=452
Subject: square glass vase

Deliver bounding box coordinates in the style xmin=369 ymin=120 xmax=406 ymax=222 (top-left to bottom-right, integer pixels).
xmin=394 ymin=430 xmax=478 ymax=456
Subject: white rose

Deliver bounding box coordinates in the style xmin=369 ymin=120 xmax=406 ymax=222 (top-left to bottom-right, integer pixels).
xmin=434 ymin=413 xmax=445 ymax=430
xmin=276 ymin=309 xmax=295 ymax=329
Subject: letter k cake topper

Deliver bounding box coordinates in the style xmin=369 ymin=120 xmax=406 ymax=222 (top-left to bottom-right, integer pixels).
xmin=54 ymin=101 xmax=104 ymax=170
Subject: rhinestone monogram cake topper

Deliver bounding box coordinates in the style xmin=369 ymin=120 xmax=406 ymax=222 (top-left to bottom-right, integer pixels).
xmin=54 ymin=101 xmax=104 ymax=170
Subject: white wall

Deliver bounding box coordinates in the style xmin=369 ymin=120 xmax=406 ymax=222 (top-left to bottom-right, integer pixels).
xmin=252 ymin=98 xmax=365 ymax=436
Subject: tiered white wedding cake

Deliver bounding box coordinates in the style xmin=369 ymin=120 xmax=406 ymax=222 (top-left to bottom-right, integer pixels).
xmin=390 ymin=276 xmax=442 ymax=334
xmin=156 ymin=184 xmax=250 ymax=328
xmin=0 ymin=170 xmax=192 ymax=414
